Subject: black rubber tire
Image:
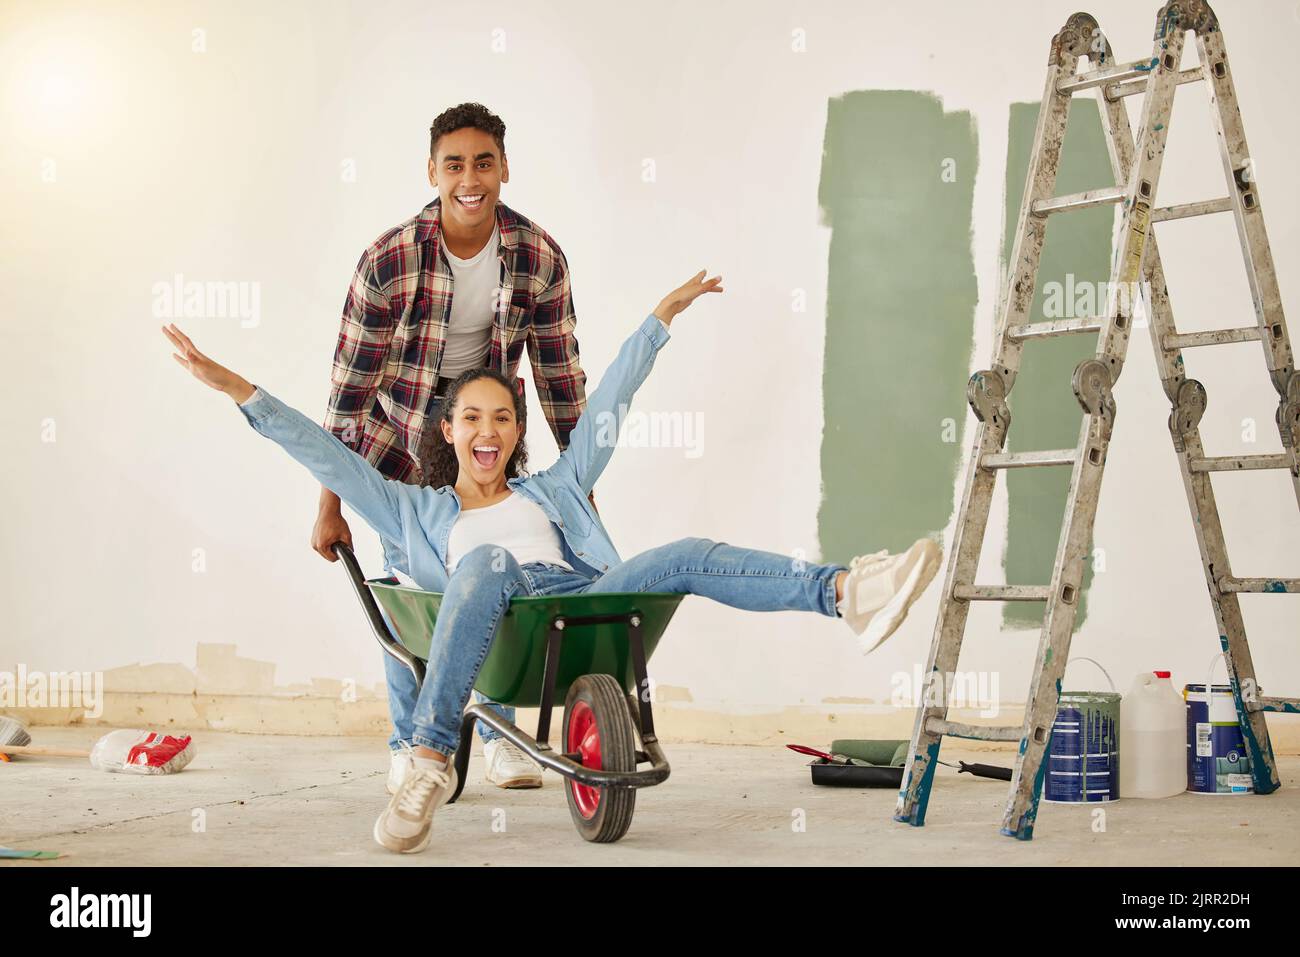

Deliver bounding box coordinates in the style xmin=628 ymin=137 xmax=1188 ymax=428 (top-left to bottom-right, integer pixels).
xmin=563 ymin=674 xmax=637 ymax=843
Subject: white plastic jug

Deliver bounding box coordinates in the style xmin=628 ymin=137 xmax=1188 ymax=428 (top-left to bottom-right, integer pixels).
xmin=1120 ymin=670 xmax=1185 ymax=798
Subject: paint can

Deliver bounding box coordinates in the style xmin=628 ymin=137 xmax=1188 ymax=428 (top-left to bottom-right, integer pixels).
xmin=1044 ymin=657 xmax=1121 ymax=804
xmin=1185 ymin=683 xmax=1253 ymax=795
xmin=1045 ymin=692 xmax=1121 ymax=803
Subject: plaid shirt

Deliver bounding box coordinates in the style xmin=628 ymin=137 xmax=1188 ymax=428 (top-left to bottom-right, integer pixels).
xmin=324 ymin=197 xmax=588 ymax=483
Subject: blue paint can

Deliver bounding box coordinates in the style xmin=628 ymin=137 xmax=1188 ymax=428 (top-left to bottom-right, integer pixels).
xmin=1044 ymin=691 xmax=1121 ymax=803
xmin=1185 ymin=683 xmax=1253 ymax=795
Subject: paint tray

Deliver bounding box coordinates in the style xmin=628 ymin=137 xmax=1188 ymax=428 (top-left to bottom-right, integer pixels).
xmin=808 ymin=758 xmax=904 ymax=788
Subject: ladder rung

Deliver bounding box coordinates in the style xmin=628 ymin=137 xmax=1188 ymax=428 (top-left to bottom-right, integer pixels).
xmin=1163 ymin=327 xmax=1262 ymax=349
xmin=1057 ymin=58 xmax=1160 ymax=94
xmin=1219 ymin=577 xmax=1300 ymax=594
xmin=981 ymin=449 xmax=1077 ymax=470
xmin=1109 ymin=66 xmax=1204 ymax=99
xmin=1006 ymin=317 xmax=1104 ymax=341
xmin=1152 ymin=197 xmax=1233 ymax=222
xmin=954 ymin=584 xmax=1051 ymax=602
xmin=925 ymin=717 xmax=1022 ymax=742
xmin=1032 ymin=186 xmax=1126 ymax=217
xmin=1188 ymin=453 xmax=1293 ymax=473
xmin=1255 ymin=696 xmax=1300 ymax=713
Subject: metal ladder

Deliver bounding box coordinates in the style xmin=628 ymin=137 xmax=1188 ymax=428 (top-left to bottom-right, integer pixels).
xmin=895 ymin=0 xmax=1300 ymax=841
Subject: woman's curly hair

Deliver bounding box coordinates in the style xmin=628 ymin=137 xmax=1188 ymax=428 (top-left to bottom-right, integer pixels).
xmin=416 ymin=368 xmax=529 ymax=490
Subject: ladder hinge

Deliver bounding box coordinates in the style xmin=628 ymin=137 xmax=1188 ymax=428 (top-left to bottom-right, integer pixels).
xmin=1167 ymin=378 xmax=1207 ymax=453
xmin=967 ymin=369 xmax=1012 ymax=433
xmin=1072 ymin=358 xmax=1118 ymax=435
xmin=1277 ymin=371 xmax=1300 ymax=451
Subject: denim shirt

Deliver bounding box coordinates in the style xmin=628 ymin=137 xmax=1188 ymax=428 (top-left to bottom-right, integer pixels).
xmin=237 ymin=312 xmax=672 ymax=591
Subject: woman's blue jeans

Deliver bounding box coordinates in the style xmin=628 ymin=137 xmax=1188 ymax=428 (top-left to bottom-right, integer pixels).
xmin=379 ymin=539 xmax=512 ymax=751
xmin=410 ymin=537 xmax=848 ymax=756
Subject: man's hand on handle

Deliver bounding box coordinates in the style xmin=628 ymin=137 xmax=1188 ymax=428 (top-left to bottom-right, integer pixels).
xmin=314 ymin=488 xmax=353 ymax=562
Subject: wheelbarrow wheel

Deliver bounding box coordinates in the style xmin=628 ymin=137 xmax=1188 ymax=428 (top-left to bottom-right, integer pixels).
xmin=563 ymin=674 xmax=636 ymax=843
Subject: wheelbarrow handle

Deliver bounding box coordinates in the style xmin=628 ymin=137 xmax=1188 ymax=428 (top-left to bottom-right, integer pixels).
xmin=333 ymin=542 xmax=426 ymax=685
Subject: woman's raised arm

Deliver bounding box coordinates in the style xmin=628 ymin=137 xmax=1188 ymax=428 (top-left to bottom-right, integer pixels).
xmin=161 ymin=323 xmax=415 ymax=547
xmin=546 ymin=271 xmax=723 ymax=494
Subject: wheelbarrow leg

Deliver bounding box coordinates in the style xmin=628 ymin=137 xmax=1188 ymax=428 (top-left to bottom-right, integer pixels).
xmin=447 ymin=713 xmax=476 ymax=804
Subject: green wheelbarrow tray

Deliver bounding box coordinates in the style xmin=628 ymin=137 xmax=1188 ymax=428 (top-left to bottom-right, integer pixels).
xmin=333 ymin=543 xmax=680 ymax=840
xmin=367 ymin=581 xmax=682 ymax=707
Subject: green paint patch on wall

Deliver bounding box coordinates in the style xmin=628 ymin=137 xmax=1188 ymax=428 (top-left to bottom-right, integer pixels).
xmin=817 ymin=91 xmax=977 ymax=562
xmin=1001 ymin=98 xmax=1113 ymax=627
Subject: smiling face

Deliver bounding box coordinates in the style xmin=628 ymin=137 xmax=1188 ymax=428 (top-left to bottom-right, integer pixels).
xmin=440 ymin=376 xmax=523 ymax=487
xmin=428 ymin=127 xmax=509 ymax=232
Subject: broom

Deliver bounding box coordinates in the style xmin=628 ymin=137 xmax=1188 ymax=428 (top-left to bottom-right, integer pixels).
xmin=0 ymin=716 xmax=196 ymax=775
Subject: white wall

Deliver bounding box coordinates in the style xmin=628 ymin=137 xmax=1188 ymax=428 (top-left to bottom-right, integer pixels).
xmin=2 ymin=0 xmax=1296 ymax=726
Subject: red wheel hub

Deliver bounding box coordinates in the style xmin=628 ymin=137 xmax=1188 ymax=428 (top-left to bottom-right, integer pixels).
xmin=568 ymin=700 xmax=602 ymax=819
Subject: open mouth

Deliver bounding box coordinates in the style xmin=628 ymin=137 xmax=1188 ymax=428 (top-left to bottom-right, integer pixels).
xmin=472 ymin=445 xmax=500 ymax=468
xmin=456 ymin=193 xmax=486 ymax=211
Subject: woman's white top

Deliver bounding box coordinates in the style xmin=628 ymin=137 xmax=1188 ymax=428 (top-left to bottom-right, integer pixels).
xmin=446 ymin=491 xmax=573 ymax=574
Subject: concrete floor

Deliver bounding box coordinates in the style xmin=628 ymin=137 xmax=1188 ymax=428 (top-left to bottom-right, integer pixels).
xmin=3 ymin=726 xmax=1299 ymax=866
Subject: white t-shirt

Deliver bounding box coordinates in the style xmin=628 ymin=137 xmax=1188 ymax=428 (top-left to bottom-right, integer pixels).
xmin=439 ymin=222 xmax=500 ymax=380
xmin=446 ymin=491 xmax=573 ymax=574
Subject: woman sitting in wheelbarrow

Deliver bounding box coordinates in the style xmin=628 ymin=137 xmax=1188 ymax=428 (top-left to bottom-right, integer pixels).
xmin=161 ymin=271 xmax=942 ymax=853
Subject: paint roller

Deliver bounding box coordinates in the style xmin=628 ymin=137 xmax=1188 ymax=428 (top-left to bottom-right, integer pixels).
xmin=829 ymin=739 xmax=1012 ymax=779
xmin=0 ymin=717 xmax=196 ymax=775
xmin=789 ymin=739 xmax=1012 ymax=780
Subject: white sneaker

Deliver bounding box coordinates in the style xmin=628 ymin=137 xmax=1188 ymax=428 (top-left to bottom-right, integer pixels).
xmin=839 ymin=538 xmax=943 ymax=653
xmin=373 ymin=759 xmax=457 ymax=854
xmin=483 ymin=738 xmax=543 ymax=789
xmin=386 ymin=743 xmax=414 ymax=795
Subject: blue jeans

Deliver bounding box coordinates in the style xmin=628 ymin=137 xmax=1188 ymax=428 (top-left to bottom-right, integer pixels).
xmin=411 ymin=537 xmax=848 ymax=755
xmin=379 ymin=537 xmax=513 ymax=750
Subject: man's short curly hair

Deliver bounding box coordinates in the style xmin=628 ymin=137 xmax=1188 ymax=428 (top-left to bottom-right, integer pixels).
xmin=429 ymin=103 xmax=506 ymax=161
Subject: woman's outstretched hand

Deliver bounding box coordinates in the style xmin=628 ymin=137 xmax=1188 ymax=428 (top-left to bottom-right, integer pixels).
xmin=161 ymin=324 xmax=256 ymax=404
xmin=653 ymin=270 xmax=724 ymax=326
